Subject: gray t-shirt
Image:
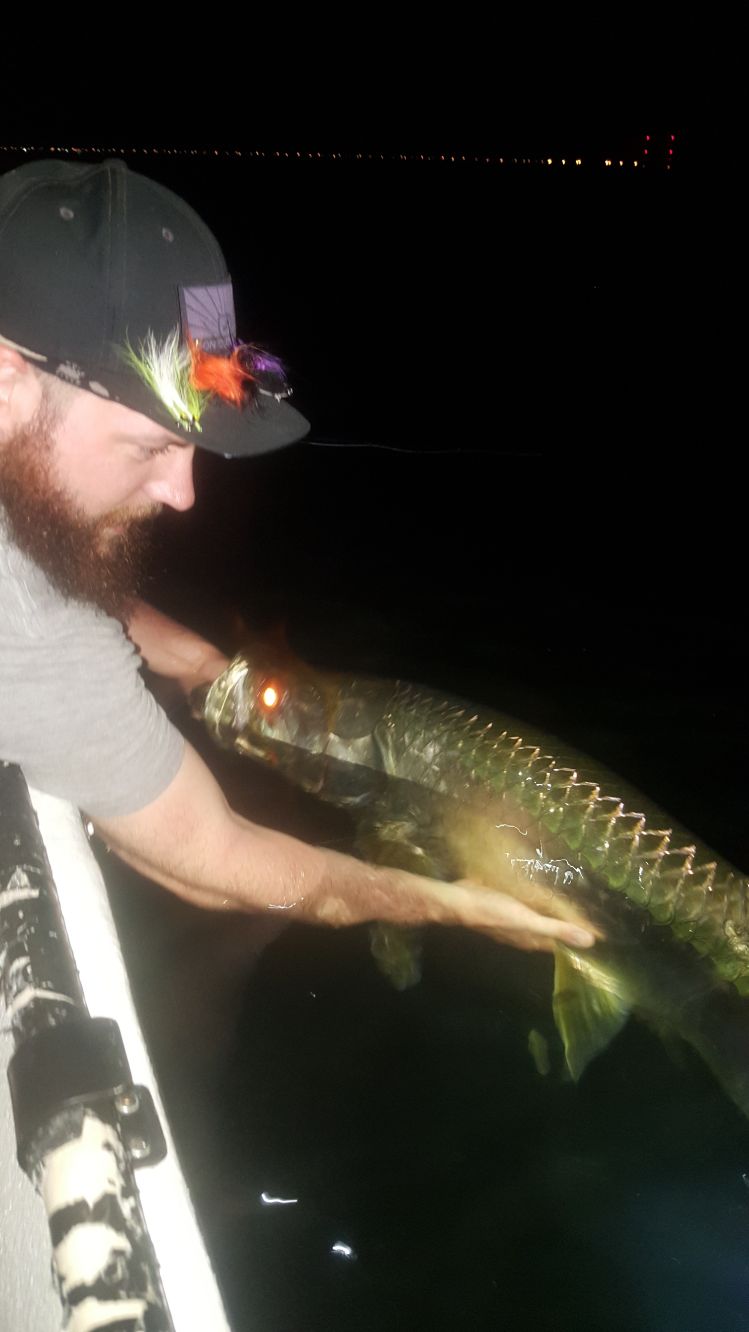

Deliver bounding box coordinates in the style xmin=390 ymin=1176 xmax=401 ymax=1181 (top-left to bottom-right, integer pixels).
xmin=0 ymin=513 xmax=184 ymax=818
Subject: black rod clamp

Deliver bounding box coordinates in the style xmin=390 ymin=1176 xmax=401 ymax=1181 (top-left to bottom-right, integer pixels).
xmin=8 ymin=1016 xmax=167 ymax=1175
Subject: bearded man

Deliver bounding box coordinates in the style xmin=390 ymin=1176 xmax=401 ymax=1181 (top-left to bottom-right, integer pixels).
xmin=0 ymin=157 xmax=594 ymax=953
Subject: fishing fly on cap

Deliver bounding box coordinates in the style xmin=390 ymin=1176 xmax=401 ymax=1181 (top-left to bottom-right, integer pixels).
xmin=190 ymin=341 xmax=291 ymax=406
xmin=121 ymin=333 xmax=291 ymax=433
xmin=121 ymin=281 xmax=291 ymax=433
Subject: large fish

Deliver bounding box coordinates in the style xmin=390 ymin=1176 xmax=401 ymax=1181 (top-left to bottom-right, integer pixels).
xmin=195 ymin=648 xmax=749 ymax=1117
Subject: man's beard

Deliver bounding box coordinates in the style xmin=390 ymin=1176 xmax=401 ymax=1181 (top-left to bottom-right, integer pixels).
xmin=0 ymin=397 xmax=159 ymax=619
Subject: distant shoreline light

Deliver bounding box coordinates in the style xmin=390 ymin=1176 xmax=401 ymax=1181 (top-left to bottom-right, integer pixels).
xmin=0 ymin=145 xmax=676 ymax=168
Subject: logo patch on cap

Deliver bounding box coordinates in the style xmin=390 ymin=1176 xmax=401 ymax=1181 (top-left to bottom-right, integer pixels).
xmin=179 ymin=282 xmax=237 ymax=354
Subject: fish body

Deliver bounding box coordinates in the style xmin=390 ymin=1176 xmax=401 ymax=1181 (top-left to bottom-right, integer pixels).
xmin=198 ymin=650 xmax=749 ymax=1115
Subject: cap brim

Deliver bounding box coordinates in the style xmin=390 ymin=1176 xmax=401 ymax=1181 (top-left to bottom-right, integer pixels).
xmin=195 ymin=390 xmax=311 ymax=458
xmin=40 ymin=353 xmax=310 ymax=458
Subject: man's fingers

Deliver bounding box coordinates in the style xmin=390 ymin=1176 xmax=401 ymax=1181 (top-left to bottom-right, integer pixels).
xmin=476 ymin=925 xmax=558 ymax=953
xmin=494 ymin=899 xmax=596 ymax=949
xmin=526 ymin=913 xmax=597 ymax=950
xmin=446 ymin=881 xmax=597 ymax=950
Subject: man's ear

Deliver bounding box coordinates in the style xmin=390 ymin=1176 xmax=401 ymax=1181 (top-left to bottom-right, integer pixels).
xmin=0 ymin=344 xmax=43 ymax=423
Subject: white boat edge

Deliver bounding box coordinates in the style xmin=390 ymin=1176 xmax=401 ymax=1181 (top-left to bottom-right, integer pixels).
xmin=1 ymin=786 xmax=233 ymax=1332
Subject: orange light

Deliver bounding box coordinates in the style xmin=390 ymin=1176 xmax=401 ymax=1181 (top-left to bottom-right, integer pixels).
xmin=261 ymin=685 xmax=280 ymax=709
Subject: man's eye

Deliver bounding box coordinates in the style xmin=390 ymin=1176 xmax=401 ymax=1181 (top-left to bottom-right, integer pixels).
xmin=140 ymin=443 xmax=172 ymax=458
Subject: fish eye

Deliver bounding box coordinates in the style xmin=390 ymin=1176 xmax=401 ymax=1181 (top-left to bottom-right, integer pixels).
xmin=258 ymin=680 xmax=284 ymax=712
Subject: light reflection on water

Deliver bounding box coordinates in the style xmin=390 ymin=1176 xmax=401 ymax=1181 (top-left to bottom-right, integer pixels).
xmin=212 ymin=920 xmax=748 ymax=1332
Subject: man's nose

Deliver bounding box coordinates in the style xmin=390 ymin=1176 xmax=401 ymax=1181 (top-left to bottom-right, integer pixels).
xmin=144 ymin=445 xmax=196 ymax=511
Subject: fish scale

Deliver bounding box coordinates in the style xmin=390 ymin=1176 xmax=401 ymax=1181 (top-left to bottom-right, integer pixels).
xmin=380 ymin=681 xmax=749 ymax=995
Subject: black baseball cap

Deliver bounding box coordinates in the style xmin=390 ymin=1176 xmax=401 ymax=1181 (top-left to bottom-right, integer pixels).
xmin=0 ymin=157 xmax=310 ymax=456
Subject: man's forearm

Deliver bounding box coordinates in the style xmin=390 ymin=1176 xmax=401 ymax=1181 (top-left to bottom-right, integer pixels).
xmin=125 ymin=599 xmax=228 ymax=689
xmin=99 ymin=794 xmax=445 ymax=927
xmin=93 ymin=742 xmax=379 ymax=921
xmin=93 ymin=743 xmax=596 ymax=952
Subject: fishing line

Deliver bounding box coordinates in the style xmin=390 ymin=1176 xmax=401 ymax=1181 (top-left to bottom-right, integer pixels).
xmin=304 ymin=439 xmax=542 ymax=456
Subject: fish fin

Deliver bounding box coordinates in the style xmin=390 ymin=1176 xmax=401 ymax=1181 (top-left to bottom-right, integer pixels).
xmin=243 ymin=621 xmax=295 ymax=665
xmin=644 ymin=1018 xmax=690 ymax=1070
xmin=354 ymin=822 xmax=449 ymax=993
xmin=528 ymin=1028 xmax=551 ymax=1077
xmin=369 ymin=924 xmax=423 ymax=991
xmin=683 ymin=994 xmax=749 ymax=1120
xmin=225 ymin=610 xmax=292 ymax=656
xmin=354 ymin=809 xmax=460 ymax=883
xmin=227 ymin=609 xmax=254 ymax=650
xmin=355 ymin=836 xmax=428 ymax=992
xmin=552 ymin=950 xmax=631 ymax=1082
xmin=264 ymin=619 xmax=292 ymax=653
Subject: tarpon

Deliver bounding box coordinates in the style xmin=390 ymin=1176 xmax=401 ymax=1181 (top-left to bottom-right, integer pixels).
xmin=196 ymin=649 xmax=749 ymax=1117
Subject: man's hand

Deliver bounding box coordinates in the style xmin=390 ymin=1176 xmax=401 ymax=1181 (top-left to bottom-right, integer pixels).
xmin=94 ymin=743 xmax=596 ymax=953
xmin=125 ymin=600 xmax=228 ymax=695
xmin=412 ymin=879 xmax=596 ymax=953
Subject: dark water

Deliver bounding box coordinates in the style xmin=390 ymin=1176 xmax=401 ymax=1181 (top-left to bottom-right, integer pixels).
xmin=6 ymin=145 xmax=740 ymax=1328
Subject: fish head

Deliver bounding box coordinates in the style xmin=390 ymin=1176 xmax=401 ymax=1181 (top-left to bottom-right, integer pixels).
xmin=200 ymin=650 xmax=393 ymax=803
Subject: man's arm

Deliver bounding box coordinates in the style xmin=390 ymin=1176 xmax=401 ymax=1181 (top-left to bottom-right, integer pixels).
xmin=94 ymin=742 xmax=596 ymax=953
xmin=125 ymin=600 xmax=229 ymax=693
